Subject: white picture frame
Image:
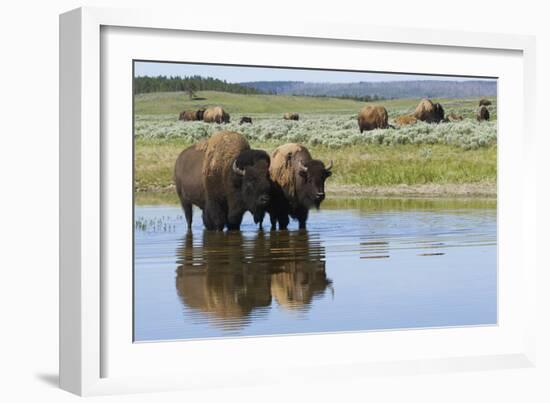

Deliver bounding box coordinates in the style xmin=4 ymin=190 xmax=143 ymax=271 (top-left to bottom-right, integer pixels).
xmin=60 ymin=6 xmax=537 ymax=396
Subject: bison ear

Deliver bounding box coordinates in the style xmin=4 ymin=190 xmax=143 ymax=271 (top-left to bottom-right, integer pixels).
xmin=325 ymin=170 xmax=332 ymax=178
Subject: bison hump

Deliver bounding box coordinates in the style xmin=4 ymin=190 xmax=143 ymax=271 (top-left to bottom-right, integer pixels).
xmin=270 ymin=143 xmax=311 ymax=198
xmin=202 ymin=131 xmax=250 ymax=179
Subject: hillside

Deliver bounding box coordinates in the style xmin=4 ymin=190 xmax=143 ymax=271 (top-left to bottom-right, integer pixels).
xmin=134 ymin=90 xmax=368 ymax=115
xmin=134 ymin=90 xmax=495 ymax=117
xmin=239 ymin=80 xmax=497 ymax=99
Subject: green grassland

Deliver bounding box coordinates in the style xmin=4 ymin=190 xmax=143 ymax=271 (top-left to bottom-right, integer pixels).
xmin=134 ymin=91 xmax=497 ymax=199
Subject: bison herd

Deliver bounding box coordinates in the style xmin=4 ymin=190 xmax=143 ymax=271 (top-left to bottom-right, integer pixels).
xmin=174 ymin=131 xmax=333 ymax=232
xmin=179 ymin=98 xmax=492 ymax=134
xmin=358 ymin=98 xmax=491 ymax=130
xmin=173 ymin=97 xmax=492 ymax=231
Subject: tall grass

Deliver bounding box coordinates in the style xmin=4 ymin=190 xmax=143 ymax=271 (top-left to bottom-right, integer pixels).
xmin=135 ymin=138 xmax=496 ymax=192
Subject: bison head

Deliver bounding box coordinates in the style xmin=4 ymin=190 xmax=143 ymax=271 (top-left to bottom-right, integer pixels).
xmin=296 ymin=159 xmax=333 ymax=209
xmin=433 ymin=103 xmax=445 ymax=123
xmin=232 ymin=150 xmax=271 ymax=223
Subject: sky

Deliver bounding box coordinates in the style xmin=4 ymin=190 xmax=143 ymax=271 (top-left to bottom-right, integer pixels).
xmin=134 ymin=61 xmax=496 ymax=83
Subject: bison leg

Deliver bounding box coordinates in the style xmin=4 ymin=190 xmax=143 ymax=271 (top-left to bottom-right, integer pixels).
xmin=226 ymin=211 xmax=244 ymax=231
xmin=203 ymin=200 xmax=226 ymax=231
xmin=296 ymin=208 xmax=309 ymax=230
xmin=277 ymin=213 xmax=290 ymax=230
xmin=176 ymin=183 xmax=193 ymax=229
xmin=182 ymin=202 xmax=193 ymax=229
xmin=269 ymin=212 xmax=277 ymax=231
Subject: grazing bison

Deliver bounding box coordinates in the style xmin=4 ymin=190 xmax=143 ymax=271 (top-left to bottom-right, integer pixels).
xmin=267 ymin=143 xmax=332 ymax=230
xmin=477 ymin=106 xmax=490 ymax=121
xmin=414 ymin=98 xmax=445 ymax=123
xmin=357 ymin=105 xmax=389 ymax=132
xmin=283 ymin=113 xmax=299 ymax=121
xmin=175 ymin=131 xmax=271 ymax=230
xmin=240 ymin=116 xmax=253 ymax=124
xmin=446 ymin=112 xmax=463 ymax=122
xmin=203 ymin=106 xmax=230 ymax=123
xmin=179 ymin=110 xmax=195 ymax=121
xmin=394 ymin=115 xmax=418 ymax=127
xmin=479 ymin=98 xmax=492 ymax=107
xmin=178 ymin=109 xmax=205 ymax=121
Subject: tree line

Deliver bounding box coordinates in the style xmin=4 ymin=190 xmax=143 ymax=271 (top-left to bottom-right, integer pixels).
xmin=134 ymin=75 xmax=262 ymax=95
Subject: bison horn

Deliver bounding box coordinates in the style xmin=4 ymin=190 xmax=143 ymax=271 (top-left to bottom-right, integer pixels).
xmin=232 ymin=160 xmax=245 ymax=176
xmin=326 ymin=160 xmax=333 ymax=171
xmin=298 ymin=160 xmax=308 ymax=173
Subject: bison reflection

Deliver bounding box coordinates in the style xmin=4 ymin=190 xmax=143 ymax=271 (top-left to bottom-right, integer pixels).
xmin=175 ymin=230 xmax=331 ymax=329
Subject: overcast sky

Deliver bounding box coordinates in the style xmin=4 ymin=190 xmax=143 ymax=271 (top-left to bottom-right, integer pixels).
xmin=134 ymin=61 xmax=496 ymax=83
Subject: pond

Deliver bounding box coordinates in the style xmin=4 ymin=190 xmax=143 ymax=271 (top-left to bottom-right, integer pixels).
xmin=134 ymin=198 xmax=497 ymax=342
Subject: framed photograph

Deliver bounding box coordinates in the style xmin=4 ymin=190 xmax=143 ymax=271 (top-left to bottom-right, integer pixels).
xmin=60 ymin=7 xmax=537 ymax=396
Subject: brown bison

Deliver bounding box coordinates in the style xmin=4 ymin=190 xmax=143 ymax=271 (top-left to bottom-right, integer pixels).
xmin=174 ymin=131 xmax=271 ymax=231
xmin=394 ymin=115 xmax=418 ymax=127
xmin=479 ymin=98 xmax=492 ymax=107
xmin=240 ymin=116 xmax=253 ymax=124
xmin=414 ymin=98 xmax=445 ymax=123
xmin=446 ymin=112 xmax=463 ymax=122
xmin=203 ymin=106 xmax=230 ymax=123
xmin=283 ymin=113 xmax=299 ymax=121
xmin=357 ymin=105 xmax=389 ymax=132
xmin=266 ymin=143 xmax=332 ymax=230
xmin=178 ymin=109 xmax=205 ymax=121
xmin=477 ymin=106 xmax=490 ymax=121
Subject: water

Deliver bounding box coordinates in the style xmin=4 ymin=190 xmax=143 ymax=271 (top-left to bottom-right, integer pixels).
xmin=134 ymin=198 xmax=497 ymax=342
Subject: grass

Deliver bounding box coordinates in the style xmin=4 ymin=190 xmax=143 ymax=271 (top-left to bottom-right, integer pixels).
xmin=135 ymin=91 xmax=497 ymax=119
xmin=134 ymin=91 xmax=497 ymax=199
xmin=135 ymin=138 xmax=496 ymax=193
xmin=135 ymin=91 xmax=374 ymax=115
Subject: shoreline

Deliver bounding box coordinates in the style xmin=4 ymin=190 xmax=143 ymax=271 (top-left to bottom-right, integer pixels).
xmin=135 ymin=181 xmax=496 ymax=203
xmin=325 ymin=182 xmax=496 ymax=198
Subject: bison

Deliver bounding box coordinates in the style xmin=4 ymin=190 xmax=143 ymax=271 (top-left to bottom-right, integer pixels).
xmin=394 ymin=115 xmax=418 ymax=127
xmin=283 ymin=113 xmax=299 ymax=121
xmin=357 ymin=105 xmax=389 ymax=132
xmin=414 ymin=98 xmax=445 ymax=123
xmin=479 ymin=98 xmax=492 ymax=107
xmin=203 ymin=106 xmax=230 ymax=123
xmin=266 ymin=143 xmax=332 ymax=230
xmin=174 ymin=131 xmax=271 ymax=231
xmin=240 ymin=116 xmax=253 ymax=124
xmin=446 ymin=112 xmax=463 ymax=122
xmin=477 ymin=106 xmax=490 ymax=121
xmin=178 ymin=109 xmax=205 ymax=121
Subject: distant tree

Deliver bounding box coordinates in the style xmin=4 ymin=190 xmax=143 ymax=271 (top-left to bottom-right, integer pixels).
xmin=133 ymin=75 xmax=262 ymax=95
xmin=185 ymin=82 xmax=196 ymax=100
